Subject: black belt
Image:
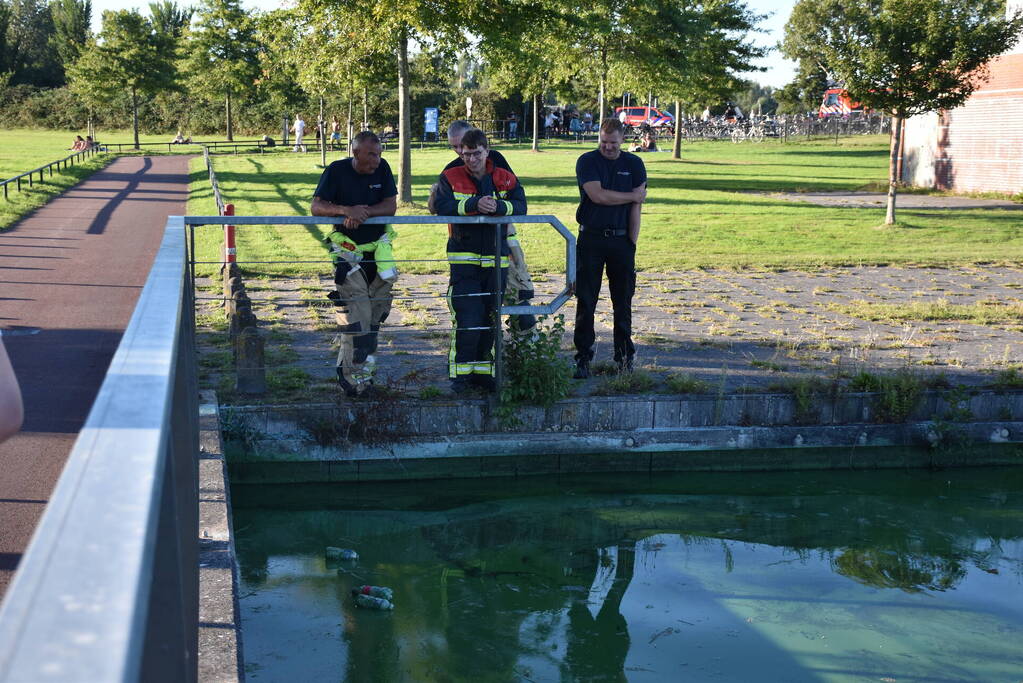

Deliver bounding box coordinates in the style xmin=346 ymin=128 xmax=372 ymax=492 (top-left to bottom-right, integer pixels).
xmin=581 ymin=225 xmax=627 ymax=237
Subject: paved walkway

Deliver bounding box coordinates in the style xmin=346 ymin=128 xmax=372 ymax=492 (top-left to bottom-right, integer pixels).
xmin=0 ymin=155 xmax=190 ymax=596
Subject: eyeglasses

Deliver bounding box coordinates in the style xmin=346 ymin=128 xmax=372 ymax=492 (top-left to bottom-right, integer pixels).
xmin=461 ymin=149 xmax=486 ymax=160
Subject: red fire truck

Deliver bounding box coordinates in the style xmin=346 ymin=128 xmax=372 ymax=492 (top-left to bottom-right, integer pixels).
xmin=818 ymin=88 xmax=864 ymax=118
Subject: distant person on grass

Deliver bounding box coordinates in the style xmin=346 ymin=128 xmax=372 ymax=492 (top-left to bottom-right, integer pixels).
xmin=69 ymin=135 xmax=85 ymax=151
xmin=572 ymin=118 xmax=647 ymax=379
xmin=311 ymin=131 xmax=398 ymax=398
xmin=433 ymin=128 xmax=527 ymax=394
xmin=292 ymin=114 xmax=307 ymax=152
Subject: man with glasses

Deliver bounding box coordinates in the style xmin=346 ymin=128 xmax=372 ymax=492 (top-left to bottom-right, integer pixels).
xmin=436 ymin=120 xmax=536 ymax=332
xmin=433 ymin=129 xmax=527 ymax=394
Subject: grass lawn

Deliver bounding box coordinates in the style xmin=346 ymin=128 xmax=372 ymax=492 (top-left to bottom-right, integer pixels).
xmin=0 ymin=128 xmax=232 ymax=231
xmin=0 ymin=128 xmax=273 ymax=231
xmin=188 ymin=134 xmax=1023 ymax=276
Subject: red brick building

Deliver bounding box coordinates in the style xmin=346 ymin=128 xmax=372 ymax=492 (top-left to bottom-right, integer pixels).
xmin=901 ymin=1 xmax=1023 ymax=194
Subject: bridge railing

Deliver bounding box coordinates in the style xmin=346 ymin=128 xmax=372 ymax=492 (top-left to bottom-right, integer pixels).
xmin=0 ymin=217 xmax=199 ymax=683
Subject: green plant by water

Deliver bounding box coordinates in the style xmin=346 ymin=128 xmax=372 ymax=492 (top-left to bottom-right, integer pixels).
xmin=499 ymin=314 xmax=573 ymax=409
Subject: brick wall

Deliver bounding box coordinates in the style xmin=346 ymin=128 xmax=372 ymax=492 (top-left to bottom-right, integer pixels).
xmin=902 ymin=53 xmax=1023 ymax=195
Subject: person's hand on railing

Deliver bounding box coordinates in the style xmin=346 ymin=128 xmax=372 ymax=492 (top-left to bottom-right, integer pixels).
xmin=477 ymin=196 xmax=498 ymax=214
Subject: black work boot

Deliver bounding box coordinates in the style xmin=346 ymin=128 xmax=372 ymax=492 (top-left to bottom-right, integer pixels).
xmin=573 ymin=359 xmax=590 ymax=380
xmin=336 ymin=366 xmax=359 ymax=398
xmin=450 ymin=377 xmax=473 ymax=395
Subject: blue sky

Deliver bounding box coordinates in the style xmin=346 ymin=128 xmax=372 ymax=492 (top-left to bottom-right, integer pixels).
xmin=90 ymin=0 xmax=798 ymax=89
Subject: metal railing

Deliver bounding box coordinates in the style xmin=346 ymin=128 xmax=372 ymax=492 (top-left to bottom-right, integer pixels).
xmin=103 ymin=139 xmax=271 ymax=154
xmin=1 ymin=145 xmax=105 ymax=200
xmin=186 ymin=215 xmax=576 ymax=391
xmin=0 ymin=217 xmax=199 ymax=682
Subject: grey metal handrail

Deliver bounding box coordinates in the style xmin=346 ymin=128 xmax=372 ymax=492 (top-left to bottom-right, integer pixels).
xmin=183 ymin=214 xmax=577 ymax=316
xmin=186 ymin=214 xmax=575 ymax=395
xmin=0 ymin=216 xmax=198 ymax=682
xmin=1 ymin=145 xmax=104 ymax=200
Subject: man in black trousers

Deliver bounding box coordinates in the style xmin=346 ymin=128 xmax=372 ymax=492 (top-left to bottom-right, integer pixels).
xmin=572 ymin=118 xmax=648 ymax=379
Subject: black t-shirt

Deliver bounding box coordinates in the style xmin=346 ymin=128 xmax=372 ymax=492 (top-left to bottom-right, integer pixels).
xmin=575 ymin=150 xmax=647 ymax=230
xmin=313 ymin=158 xmax=397 ymax=244
xmin=443 ymin=149 xmax=512 ymax=173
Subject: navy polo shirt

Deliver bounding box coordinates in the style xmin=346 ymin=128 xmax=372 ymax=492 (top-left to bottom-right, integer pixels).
xmin=313 ymin=158 xmax=397 ymax=244
xmin=575 ymin=150 xmax=646 ymax=230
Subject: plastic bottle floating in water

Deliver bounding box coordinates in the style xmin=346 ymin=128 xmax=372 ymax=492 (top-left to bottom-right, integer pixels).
xmin=352 ymin=592 xmax=394 ymax=610
xmin=355 ymin=585 xmax=393 ymax=601
xmin=325 ymin=547 xmax=359 ymax=561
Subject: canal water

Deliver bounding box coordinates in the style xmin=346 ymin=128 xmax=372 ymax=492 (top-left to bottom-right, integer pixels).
xmin=232 ymin=467 xmax=1023 ymax=681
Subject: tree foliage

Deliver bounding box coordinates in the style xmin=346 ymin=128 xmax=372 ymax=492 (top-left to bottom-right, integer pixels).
xmin=784 ymin=0 xmax=1023 ymax=224
xmin=148 ymin=0 xmax=193 ymax=39
xmin=5 ymin=0 xmax=60 ymax=86
xmin=68 ymin=9 xmax=176 ymax=146
xmin=784 ymin=0 xmax=1023 ymax=119
xmin=49 ymin=0 xmax=90 ymax=82
xmin=184 ymin=0 xmax=260 ymax=139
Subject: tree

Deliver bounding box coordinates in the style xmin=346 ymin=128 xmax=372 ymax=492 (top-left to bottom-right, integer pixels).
xmin=6 ymin=0 xmax=60 ymax=85
xmin=49 ymin=0 xmax=90 ymax=80
xmin=185 ymin=0 xmax=260 ymax=141
xmin=148 ymin=0 xmax=193 ymax=38
xmin=482 ymin=0 xmax=576 ymax=152
xmin=299 ymin=0 xmax=466 ymax=203
xmin=68 ymin=10 xmax=176 ymax=147
xmin=784 ymin=0 xmax=1023 ymax=224
xmin=621 ymin=0 xmax=766 ymax=159
xmin=775 ymin=62 xmax=828 ymax=114
xmin=0 ymin=0 xmax=13 ymax=85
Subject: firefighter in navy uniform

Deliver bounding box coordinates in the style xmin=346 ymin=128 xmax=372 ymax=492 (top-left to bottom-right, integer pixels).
xmin=572 ymin=118 xmax=647 ymax=379
xmin=433 ymin=128 xmax=527 ymax=394
xmin=310 ymin=130 xmax=397 ymax=397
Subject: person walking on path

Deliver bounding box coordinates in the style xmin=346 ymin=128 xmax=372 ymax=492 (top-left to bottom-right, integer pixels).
xmin=433 ymin=128 xmax=527 ymax=394
xmin=292 ymin=114 xmax=307 ymax=152
xmin=572 ymin=118 xmax=647 ymax=379
xmin=311 ymin=130 xmax=398 ymax=397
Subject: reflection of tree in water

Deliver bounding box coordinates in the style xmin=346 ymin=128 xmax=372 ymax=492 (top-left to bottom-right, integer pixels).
xmin=232 ymin=471 xmax=1023 ymax=678
xmin=833 ymin=548 xmax=968 ymax=592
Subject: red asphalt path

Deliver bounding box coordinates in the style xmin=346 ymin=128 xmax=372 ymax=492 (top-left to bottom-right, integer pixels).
xmin=0 ymin=155 xmax=190 ymax=596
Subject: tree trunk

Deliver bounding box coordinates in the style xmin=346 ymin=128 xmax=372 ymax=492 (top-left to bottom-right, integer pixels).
xmin=598 ymin=47 xmax=607 ymax=130
xmin=346 ymin=93 xmax=353 ymax=155
xmin=362 ymin=86 xmax=368 ymax=130
xmin=886 ymin=114 xmax=902 ymax=225
xmin=396 ymin=30 xmax=412 ymax=203
xmin=225 ymin=92 xmax=233 ymax=142
xmin=319 ymin=95 xmax=327 ymax=167
xmin=672 ymin=99 xmax=682 ymax=160
xmin=531 ymin=93 xmax=540 ymax=152
xmin=131 ymin=88 xmax=139 ymax=149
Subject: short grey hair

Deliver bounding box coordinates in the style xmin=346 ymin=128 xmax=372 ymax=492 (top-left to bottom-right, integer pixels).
xmin=447 ymin=120 xmax=471 ymax=139
xmin=353 ymin=130 xmax=380 ymax=150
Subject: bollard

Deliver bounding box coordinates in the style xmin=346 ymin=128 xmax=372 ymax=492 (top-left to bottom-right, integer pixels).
xmin=230 ymin=290 xmax=252 ymax=338
xmin=221 ymin=262 xmax=240 ymax=309
xmin=224 ymin=203 xmax=236 ymax=264
xmin=235 ymin=327 xmax=266 ymax=395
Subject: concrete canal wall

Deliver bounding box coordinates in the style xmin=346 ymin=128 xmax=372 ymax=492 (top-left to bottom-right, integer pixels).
xmin=222 ymin=390 xmax=1023 ymax=483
